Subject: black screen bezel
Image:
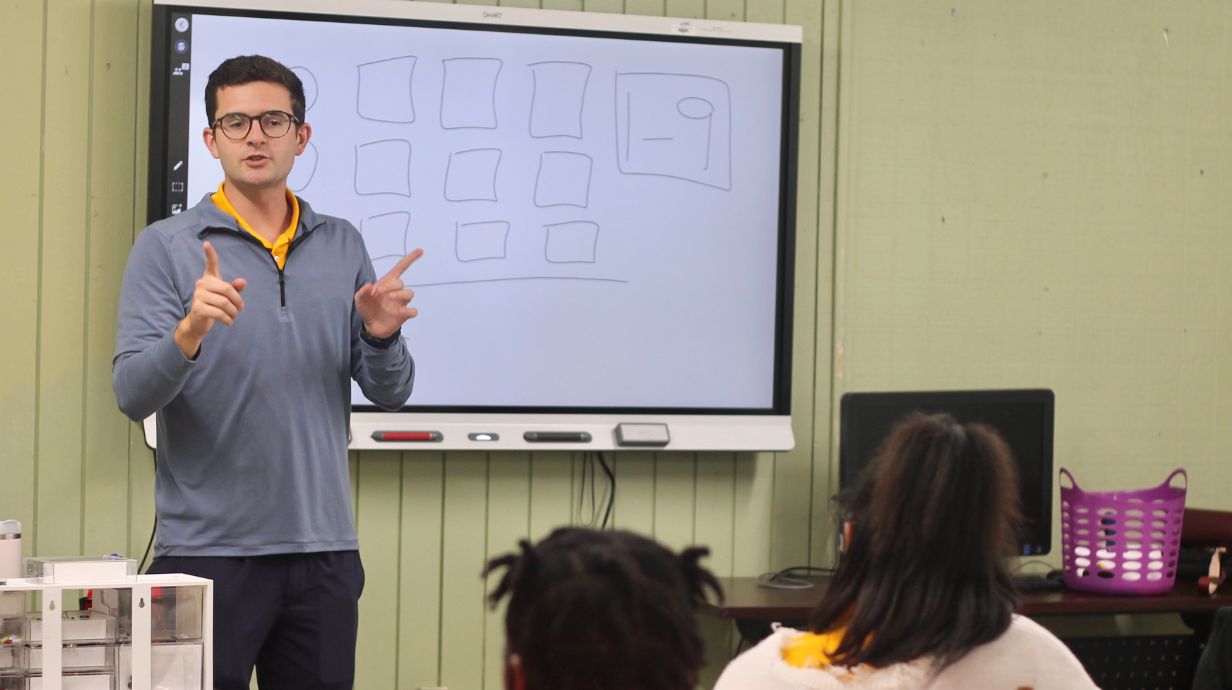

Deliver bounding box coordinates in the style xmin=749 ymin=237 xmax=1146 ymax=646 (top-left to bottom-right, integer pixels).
xmin=148 ymin=3 xmax=800 ymax=417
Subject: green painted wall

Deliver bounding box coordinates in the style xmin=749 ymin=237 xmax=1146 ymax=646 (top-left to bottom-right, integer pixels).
xmin=0 ymin=1 xmax=1227 ymax=688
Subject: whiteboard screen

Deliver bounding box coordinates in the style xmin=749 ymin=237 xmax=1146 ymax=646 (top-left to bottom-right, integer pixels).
xmin=150 ymin=1 xmax=800 ymax=418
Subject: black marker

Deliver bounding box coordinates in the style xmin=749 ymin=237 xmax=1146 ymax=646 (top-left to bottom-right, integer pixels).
xmin=523 ymin=431 xmax=592 ymax=443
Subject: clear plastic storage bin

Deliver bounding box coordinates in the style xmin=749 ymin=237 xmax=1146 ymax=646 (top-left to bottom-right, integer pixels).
xmin=14 ymin=646 xmax=114 ymax=673
xmin=2 ymin=611 xmax=116 ymax=646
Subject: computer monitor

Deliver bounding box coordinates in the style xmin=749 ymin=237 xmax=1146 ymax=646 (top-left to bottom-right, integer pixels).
xmin=838 ymin=389 xmax=1054 ymax=556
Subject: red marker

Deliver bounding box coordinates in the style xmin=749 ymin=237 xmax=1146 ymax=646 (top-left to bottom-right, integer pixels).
xmin=371 ymin=431 xmax=442 ymax=442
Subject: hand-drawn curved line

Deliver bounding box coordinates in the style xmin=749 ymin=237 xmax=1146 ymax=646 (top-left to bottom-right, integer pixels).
xmin=354 ymin=139 xmax=412 ymax=197
xmin=614 ymin=72 xmax=733 ymax=191
xmin=288 ymin=141 xmax=318 ymax=193
xmin=291 ymin=66 xmax=318 ymax=111
xmin=533 ymin=151 xmax=593 ymax=208
xmin=677 ymin=96 xmax=714 ymax=119
xmin=361 ymin=211 xmax=411 ymax=260
xmin=528 ymin=61 xmax=591 ymax=139
xmin=440 ymin=57 xmax=502 ymax=130
xmin=444 ymin=148 xmax=502 ymax=202
xmin=411 ymin=276 xmax=629 ymax=287
xmin=676 ymin=96 xmax=716 ymax=170
xmin=356 ymin=55 xmax=417 ymax=123
xmin=543 ymin=221 xmax=599 ymax=264
xmin=455 ymin=220 xmax=510 ymax=263
xmin=677 ymin=97 xmax=715 ymax=171
xmin=623 ymin=92 xmax=632 ymax=162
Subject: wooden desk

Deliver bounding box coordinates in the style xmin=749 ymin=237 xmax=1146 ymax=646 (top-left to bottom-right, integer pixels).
xmin=706 ymin=575 xmax=1232 ymax=625
xmin=705 ymin=576 xmax=1232 ymax=688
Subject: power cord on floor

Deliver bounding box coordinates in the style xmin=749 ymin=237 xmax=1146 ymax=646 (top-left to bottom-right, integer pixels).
xmin=756 ymin=565 xmax=835 ymax=589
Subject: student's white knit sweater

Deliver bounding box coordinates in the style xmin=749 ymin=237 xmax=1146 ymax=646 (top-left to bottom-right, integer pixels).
xmin=713 ymin=615 xmax=1099 ymax=690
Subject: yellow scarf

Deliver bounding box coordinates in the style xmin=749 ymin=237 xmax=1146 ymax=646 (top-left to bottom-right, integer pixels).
xmin=782 ymin=629 xmax=848 ymax=669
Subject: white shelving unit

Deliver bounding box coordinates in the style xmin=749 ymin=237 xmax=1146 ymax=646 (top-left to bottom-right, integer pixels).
xmin=0 ymin=573 xmax=212 ymax=690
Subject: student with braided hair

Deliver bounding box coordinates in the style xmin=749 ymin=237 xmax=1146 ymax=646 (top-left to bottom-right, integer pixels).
xmin=484 ymin=527 xmax=724 ymax=690
xmin=715 ymin=413 xmax=1098 ymax=690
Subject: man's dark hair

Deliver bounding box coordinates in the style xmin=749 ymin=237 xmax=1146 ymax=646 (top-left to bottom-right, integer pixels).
xmin=484 ymin=527 xmax=723 ymax=690
xmin=810 ymin=412 xmax=1022 ymax=671
xmin=205 ymin=55 xmax=306 ymax=124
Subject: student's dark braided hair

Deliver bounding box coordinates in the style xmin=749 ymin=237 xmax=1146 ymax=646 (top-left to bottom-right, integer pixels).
xmin=484 ymin=527 xmax=723 ymax=690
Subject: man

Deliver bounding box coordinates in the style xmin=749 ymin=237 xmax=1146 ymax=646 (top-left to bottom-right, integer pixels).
xmin=113 ymin=55 xmax=418 ymax=689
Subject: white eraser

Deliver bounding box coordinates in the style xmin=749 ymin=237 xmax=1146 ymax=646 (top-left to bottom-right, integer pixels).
xmin=615 ymin=423 xmax=671 ymax=447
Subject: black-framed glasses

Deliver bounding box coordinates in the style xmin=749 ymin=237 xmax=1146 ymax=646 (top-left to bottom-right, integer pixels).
xmin=211 ymin=110 xmax=298 ymax=140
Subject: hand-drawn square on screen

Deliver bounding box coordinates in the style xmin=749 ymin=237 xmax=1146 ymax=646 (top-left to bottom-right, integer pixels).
xmin=445 ymin=148 xmax=501 ymax=201
xmin=456 ymin=221 xmax=510 ymax=262
xmin=441 ymin=58 xmax=502 ymax=129
xmin=534 ymin=152 xmax=592 ymax=208
xmin=544 ymin=221 xmax=599 ymax=264
xmin=529 ymin=61 xmax=591 ymax=138
xmin=354 ymin=139 xmax=412 ymax=196
xmin=615 ymin=73 xmax=731 ymax=190
xmin=357 ymin=56 xmax=417 ymax=123
xmin=361 ymin=211 xmax=410 ymax=260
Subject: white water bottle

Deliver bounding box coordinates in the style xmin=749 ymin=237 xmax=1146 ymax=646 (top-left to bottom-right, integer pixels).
xmin=0 ymin=520 xmax=21 ymax=579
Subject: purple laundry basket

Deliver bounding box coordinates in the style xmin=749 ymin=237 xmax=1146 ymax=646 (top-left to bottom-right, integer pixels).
xmin=1059 ymin=468 xmax=1187 ymax=595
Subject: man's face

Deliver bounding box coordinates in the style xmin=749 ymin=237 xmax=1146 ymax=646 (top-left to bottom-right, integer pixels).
xmin=203 ymin=80 xmax=310 ymax=193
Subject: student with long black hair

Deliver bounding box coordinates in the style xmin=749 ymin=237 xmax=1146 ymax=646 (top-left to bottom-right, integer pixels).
xmin=715 ymin=413 xmax=1098 ymax=689
xmin=484 ymin=527 xmax=723 ymax=690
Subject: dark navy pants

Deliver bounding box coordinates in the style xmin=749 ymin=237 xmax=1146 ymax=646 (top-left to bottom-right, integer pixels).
xmin=147 ymin=551 xmax=365 ymax=690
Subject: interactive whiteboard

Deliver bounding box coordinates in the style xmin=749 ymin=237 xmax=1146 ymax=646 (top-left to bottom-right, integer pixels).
xmin=149 ymin=0 xmax=801 ymax=450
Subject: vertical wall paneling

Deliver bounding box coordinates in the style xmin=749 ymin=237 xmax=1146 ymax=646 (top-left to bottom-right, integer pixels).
xmin=745 ymin=0 xmax=785 ymax=26
xmin=785 ymin=0 xmax=828 ymax=569
xmin=707 ymin=0 xmax=745 ymax=22
xmin=665 ymin=0 xmax=704 ymax=20
xmin=570 ymin=454 xmax=603 ymax=529
xmin=767 ymin=0 xmax=826 ymax=572
xmin=652 ymin=453 xmax=697 ymax=551
xmin=730 ymin=453 xmax=773 ymax=575
xmin=0 ymin=0 xmax=44 ymax=558
xmin=482 ymin=452 xmax=531 ymax=689
xmin=828 ymin=0 xmax=854 ymax=502
xmin=127 ymin=0 xmax=156 ymax=560
xmin=438 ymin=452 xmax=489 ymax=690
xmin=354 ymin=450 xmax=403 ymax=689
xmin=730 ymin=0 xmax=791 ymax=580
xmin=397 ymin=452 xmax=446 ymax=689
xmin=35 ymin=0 xmax=93 ymax=557
xmin=581 ymin=0 xmax=625 ymax=14
xmin=693 ymin=452 xmax=736 ymax=576
xmin=610 ymin=452 xmax=655 ymax=535
xmin=33 ymin=2 xmax=1232 ymax=689
xmin=542 ymin=0 xmax=584 ymax=12
xmin=695 ymin=451 xmax=738 ymax=680
xmin=527 ymin=453 xmax=574 ymax=539
xmin=697 ymin=616 xmax=736 ymax=688
xmin=82 ymin=0 xmax=141 ymax=557
xmin=809 ymin=0 xmax=843 ymax=568
xmin=624 ymin=0 xmax=665 ymax=18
